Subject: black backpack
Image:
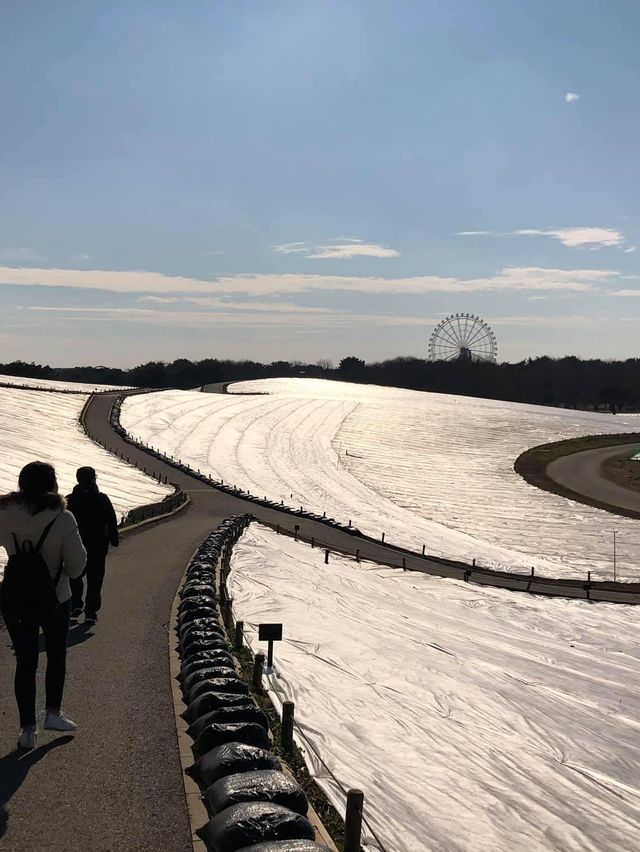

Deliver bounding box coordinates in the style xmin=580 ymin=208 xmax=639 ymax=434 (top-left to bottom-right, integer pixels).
xmin=0 ymin=515 xmax=63 ymax=623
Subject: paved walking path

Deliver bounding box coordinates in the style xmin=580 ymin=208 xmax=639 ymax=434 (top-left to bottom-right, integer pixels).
xmin=547 ymin=442 xmax=640 ymax=517
xmin=3 ymin=392 xmax=640 ymax=851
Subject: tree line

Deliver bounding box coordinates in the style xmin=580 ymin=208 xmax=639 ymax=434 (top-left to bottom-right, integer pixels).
xmin=2 ymin=355 xmax=639 ymax=412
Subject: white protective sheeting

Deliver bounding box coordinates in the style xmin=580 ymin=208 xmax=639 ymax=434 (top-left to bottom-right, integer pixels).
xmin=229 ymin=524 xmax=640 ymax=852
xmin=0 ymin=385 xmax=172 ymax=576
xmin=122 ymin=378 xmax=640 ymax=578
xmin=0 ymin=373 xmax=128 ymax=392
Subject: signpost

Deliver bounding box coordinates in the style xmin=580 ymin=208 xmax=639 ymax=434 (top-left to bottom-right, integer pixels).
xmin=258 ymin=623 xmax=283 ymax=668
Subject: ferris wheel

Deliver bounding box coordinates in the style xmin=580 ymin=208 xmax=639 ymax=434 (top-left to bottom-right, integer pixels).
xmin=428 ymin=313 xmax=497 ymax=363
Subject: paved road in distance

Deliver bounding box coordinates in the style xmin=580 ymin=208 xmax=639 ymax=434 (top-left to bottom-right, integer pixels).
xmin=547 ymin=442 xmax=640 ymax=516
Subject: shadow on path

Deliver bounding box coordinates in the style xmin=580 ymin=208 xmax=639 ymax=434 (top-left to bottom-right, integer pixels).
xmin=31 ymin=621 xmax=94 ymax=653
xmin=66 ymin=622 xmax=95 ymax=648
xmin=0 ymin=736 xmax=74 ymax=837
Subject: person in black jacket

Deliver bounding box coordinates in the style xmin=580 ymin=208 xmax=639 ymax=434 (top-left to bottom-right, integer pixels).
xmin=67 ymin=467 xmax=119 ymax=624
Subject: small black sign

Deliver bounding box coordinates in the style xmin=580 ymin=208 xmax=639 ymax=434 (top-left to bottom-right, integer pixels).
xmin=259 ymin=623 xmax=283 ymax=642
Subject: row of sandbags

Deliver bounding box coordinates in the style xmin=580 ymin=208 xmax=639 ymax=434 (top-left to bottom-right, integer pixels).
xmin=109 ymin=394 xmax=362 ymax=538
xmin=176 ymin=517 xmax=329 ymax=852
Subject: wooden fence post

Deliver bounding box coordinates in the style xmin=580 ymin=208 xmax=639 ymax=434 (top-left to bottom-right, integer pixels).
xmin=324 ymin=549 xmax=329 ymax=564
xmin=281 ymin=701 xmax=295 ymax=752
xmin=344 ymin=789 xmax=364 ymax=852
xmin=252 ymin=653 xmax=265 ymax=692
xmin=235 ymin=621 xmax=244 ymax=651
xmin=223 ymin=598 xmax=234 ymax=629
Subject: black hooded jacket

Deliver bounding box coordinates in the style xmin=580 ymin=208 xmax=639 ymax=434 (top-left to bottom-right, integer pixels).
xmin=66 ymin=483 xmax=119 ymax=555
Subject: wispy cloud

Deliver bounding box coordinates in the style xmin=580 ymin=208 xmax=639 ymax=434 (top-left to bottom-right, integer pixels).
xmin=27 ymin=305 xmax=436 ymax=328
xmin=273 ymin=238 xmax=400 ymax=259
xmin=0 ymin=264 xmax=619 ymax=296
xmin=565 ymin=92 xmax=580 ymax=103
xmin=272 ymin=242 xmax=307 ymax=255
xmin=515 ymin=227 xmax=624 ymax=249
xmin=623 ymin=246 xmax=637 ymax=254
xmin=488 ymin=314 xmax=601 ymax=327
xmin=137 ymin=295 xmax=334 ymax=314
xmin=457 ymin=226 xmax=627 ymax=249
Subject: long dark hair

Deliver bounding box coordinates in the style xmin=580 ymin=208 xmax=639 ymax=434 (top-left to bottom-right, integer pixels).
xmin=0 ymin=461 xmax=65 ymax=515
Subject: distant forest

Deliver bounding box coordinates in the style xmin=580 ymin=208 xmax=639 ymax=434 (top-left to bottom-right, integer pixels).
xmin=2 ymin=355 xmax=640 ymax=412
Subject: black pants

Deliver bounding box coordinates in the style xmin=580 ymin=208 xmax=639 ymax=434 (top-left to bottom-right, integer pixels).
xmin=70 ymin=551 xmax=107 ymax=617
xmin=5 ymin=598 xmax=72 ymax=728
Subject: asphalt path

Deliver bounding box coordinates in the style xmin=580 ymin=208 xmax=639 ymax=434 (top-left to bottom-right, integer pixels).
xmin=547 ymin=442 xmax=640 ymax=516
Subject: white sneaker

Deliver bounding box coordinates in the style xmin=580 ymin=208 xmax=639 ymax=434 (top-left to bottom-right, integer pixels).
xmin=44 ymin=711 xmax=77 ymax=732
xmin=18 ymin=728 xmax=37 ymax=750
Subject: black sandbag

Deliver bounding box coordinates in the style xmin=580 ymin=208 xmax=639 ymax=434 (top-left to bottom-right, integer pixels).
xmin=188 ymin=704 xmax=269 ymax=739
xmin=185 ymin=572 xmax=215 ymax=585
xmin=236 ymin=843 xmax=325 ymax=852
xmin=187 ymin=701 xmax=256 ymax=739
xmin=178 ymin=595 xmax=216 ymax=614
xmin=182 ymin=638 xmax=229 ymax=659
xmin=179 ymin=613 xmax=221 ymax=630
xmin=205 ymin=771 xmax=308 ymax=816
xmin=189 ymin=676 xmax=247 ymax=702
xmin=182 ymin=573 xmax=215 ymax=585
xmin=181 ymin=628 xmax=226 ymax=648
xmin=179 ymin=590 xmax=215 ymax=606
xmin=180 ymin=627 xmax=226 ymax=651
xmin=180 ymin=652 xmax=234 ymax=680
xmin=183 ymin=691 xmax=256 ymax=724
xmin=183 ymin=668 xmax=238 ymax=699
xmin=186 ymin=563 xmax=216 ymax=575
xmin=182 ymin=666 xmax=237 ymax=694
xmin=189 ymin=560 xmax=216 ymax=571
xmin=193 ymin=722 xmax=270 ymax=759
xmin=179 ymin=618 xmax=223 ymax=641
xmin=180 ymin=617 xmax=224 ymax=634
xmin=177 ymin=607 xmax=216 ymax=629
xmin=181 ymin=583 xmax=217 ymax=600
xmin=198 ymin=803 xmax=314 ymax=850
xmin=187 ymin=743 xmax=281 ymax=787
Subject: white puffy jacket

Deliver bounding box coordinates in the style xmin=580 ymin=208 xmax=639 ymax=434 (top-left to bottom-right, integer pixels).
xmin=0 ymin=502 xmax=87 ymax=604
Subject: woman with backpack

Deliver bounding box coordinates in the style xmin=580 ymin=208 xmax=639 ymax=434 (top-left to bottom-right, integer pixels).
xmin=0 ymin=461 xmax=86 ymax=749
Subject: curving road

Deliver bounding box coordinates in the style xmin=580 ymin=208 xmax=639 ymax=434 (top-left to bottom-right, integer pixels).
xmin=547 ymin=442 xmax=640 ymax=517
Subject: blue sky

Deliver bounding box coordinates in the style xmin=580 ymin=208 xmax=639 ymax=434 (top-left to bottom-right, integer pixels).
xmin=1 ymin=0 xmax=639 ymax=366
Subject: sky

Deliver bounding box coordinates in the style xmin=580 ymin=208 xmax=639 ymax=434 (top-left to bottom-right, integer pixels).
xmin=1 ymin=0 xmax=639 ymax=367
